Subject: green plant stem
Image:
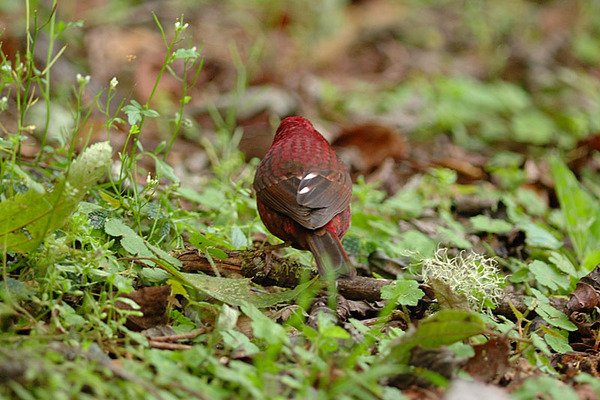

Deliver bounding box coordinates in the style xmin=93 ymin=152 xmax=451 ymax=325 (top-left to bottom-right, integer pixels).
xmin=36 ymin=1 xmax=58 ymax=164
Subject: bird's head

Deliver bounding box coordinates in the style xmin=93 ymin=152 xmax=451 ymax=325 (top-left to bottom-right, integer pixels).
xmin=272 ymin=116 xmax=325 ymax=145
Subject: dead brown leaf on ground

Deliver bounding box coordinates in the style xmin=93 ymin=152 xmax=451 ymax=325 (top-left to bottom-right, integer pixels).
xmin=464 ymin=335 xmax=512 ymax=384
xmin=117 ymin=285 xmax=171 ymax=331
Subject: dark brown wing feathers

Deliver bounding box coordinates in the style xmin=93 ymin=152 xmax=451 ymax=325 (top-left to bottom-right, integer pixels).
xmin=255 ymin=168 xmax=351 ymax=230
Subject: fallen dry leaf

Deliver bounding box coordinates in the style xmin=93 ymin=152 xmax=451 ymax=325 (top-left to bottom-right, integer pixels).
xmin=464 ymin=335 xmax=511 ymax=383
xmin=117 ymin=285 xmax=171 ymax=331
xmin=333 ymin=122 xmax=408 ymax=174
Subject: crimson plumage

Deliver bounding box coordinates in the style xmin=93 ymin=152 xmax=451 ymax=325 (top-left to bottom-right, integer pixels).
xmin=253 ymin=116 xmax=355 ymax=278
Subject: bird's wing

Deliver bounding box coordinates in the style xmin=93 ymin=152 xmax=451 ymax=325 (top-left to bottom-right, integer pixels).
xmin=255 ymin=169 xmax=352 ymax=230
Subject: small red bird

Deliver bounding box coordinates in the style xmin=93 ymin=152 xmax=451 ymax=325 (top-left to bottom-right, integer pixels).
xmin=253 ymin=116 xmax=356 ymax=278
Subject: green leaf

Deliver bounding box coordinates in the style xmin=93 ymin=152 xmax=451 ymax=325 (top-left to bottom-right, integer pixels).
xmin=515 ymin=187 xmax=547 ymax=216
xmin=180 ymin=187 xmax=226 ymax=209
xmin=321 ymin=325 xmax=351 ymax=340
xmin=221 ymin=329 xmax=260 ymax=355
xmin=0 ymin=142 xmax=111 ymax=253
xmin=146 ymin=243 xmax=182 ymax=269
xmin=529 ymin=260 xmax=570 ymax=291
xmin=395 ymin=230 xmax=437 ymax=256
xmin=104 ymin=218 xmax=153 ymax=259
xmin=140 ymin=267 xmax=170 ymax=282
xmin=240 ymin=302 xmax=287 ymax=345
xmin=179 ymin=272 xmax=316 ymax=308
xmin=141 ymin=108 xmax=159 ymax=118
xmin=386 ymin=189 xmax=423 ymax=218
xmin=380 ymin=278 xmax=425 ymax=306
xmin=152 ymin=156 xmax=179 ymax=184
xmin=387 ymin=310 xmax=485 ymax=362
xmin=520 ymin=221 xmax=562 ymax=250
xmin=176 ymin=187 xmax=206 ymax=204
xmin=535 ymin=302 xmax=577 ymax=331
xmin=470 ymin=215 xmax=512 ymax=234
xmin=544 ymin=332 xmax=573 ymax=353
xmin=188 ymin=232 xmax=230 ymax=259
xmin=550 ymin=156 xmax=600 ymax=261
xmin=511 ymin=110 xmax=555 ymax=145
xmin=216 ymin=304 xmax=240 ymax=331
xmin=512 ymin=376 xmax=580 ymax=400
xmin=123 ymin=101 xmax=142 ymax=125
xmin=438 ymin=226 xmax=472 ymax=249
xmin=548 ymin=252 xmax=577 ymax=277
xmin=530 ymin=332 xmax=551 ymax=355
xmin=230 ymin=226 xmax=248 ymax=249
xmin=0 ymin=278 xmax=33 ymax=302
xmin=173 ymin=47 xmax=200 ymax=60
xmin=582 ymin=249 xmax=600 ymax=273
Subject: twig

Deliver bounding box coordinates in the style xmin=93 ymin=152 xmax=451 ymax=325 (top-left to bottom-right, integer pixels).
xmin=147 ymin=328 xmax=208 ymax=343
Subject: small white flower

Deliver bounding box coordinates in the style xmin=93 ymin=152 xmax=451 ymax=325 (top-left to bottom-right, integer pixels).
xmin=1 ymin=64 xmax=11 ymax=73
xmin=175 ymin=20 xmax=189 ymax=31
xmin=110 ymin=77 xmax=118 ymax=88
xmin=76 ymin=73 xmax=91 ymax=85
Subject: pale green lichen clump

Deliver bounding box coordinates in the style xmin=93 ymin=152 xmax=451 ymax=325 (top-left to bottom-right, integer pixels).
xmin=421 ymin=248 xmax=505 ymax=310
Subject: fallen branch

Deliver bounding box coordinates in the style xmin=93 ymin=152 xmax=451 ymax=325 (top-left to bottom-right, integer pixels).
xmin=177 ymin=248 xmax=393 ymax=301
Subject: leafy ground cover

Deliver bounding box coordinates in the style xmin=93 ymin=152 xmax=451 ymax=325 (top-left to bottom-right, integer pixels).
xmin=1 ymin=1 xmax=600 ymax=398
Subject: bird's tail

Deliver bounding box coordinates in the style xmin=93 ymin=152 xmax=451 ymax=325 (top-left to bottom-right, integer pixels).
xmin=306 ymin=229 xmax=356 ymax=279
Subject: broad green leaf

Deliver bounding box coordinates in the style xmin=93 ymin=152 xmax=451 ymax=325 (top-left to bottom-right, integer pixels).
xmin=179 ymin=272 xmax=316 ymax=308
xmin=0 ymin=277 xmax=33 ymax=302
xmin=175 ymin=187 xmax=205 ymax=204
xmin=535 ymin=302 xmax=577 ymax=331
xmin=386 ymin=189 xmax=423 ymax=218
xmin=395 ymin=230 xmax=437 ymax=256
xmin=182 ymin=187 xmax=226 ymax=209
xmin=548 ymin=252 xmax=577 ymax=277
xmin=511 ymin=110 xmax=555 ymax=145
xmin=470 ymin=215 xmax=512 ymax=234
xmin=140 ymin=267 xmax=170 ymax=282
xmin=240 ymin=302 xmax=288 ymax=344
xmin=582 ymin=249 xmax=600 ymax=273
xmin=520 ymin=221 xmax=562 ymax=250
xmin=439 ymin=210 xmax=471 ymax=249
xmin=188 ymin=232 xmax=230 ymax=259
xmin=321 ymin=325 xmax=351 ymax=340
xmin=387 ymin=310 xmax=485 ymax=362
xmin=0 ymin=141 xmax=111 ymax=253
xmin=221 ymin=329 xmax=260 ymax=355
xmin=438 ymin=226 xmax=472 ymax=249
xmin=147 ymin=243 xmax=182 ymax=269
xmin=104 ymin=218 xmax=153 ymax=259
xmin=230 ymin=226 xmax=248 ymax=249
xmin=217 ymin=304 xmax=240 ymax=331
xmin=515 ymin=187 xmax=547 ymax=216
xmin=380 ymin=278 xmax=425 ymax=307
xmin=513 ymin=375 xmax=580 ymax=400
xmin=550 ymin=156 xmax=600 ymax=261
xmin=123 ymin=101 xmax=143 ymax=125
xmin=543 ymin=332 xmax=573 ymax=353
xmin=529 ymin=260 xmax=570 ymax=291
xmin=153 ymin=156 xmax=179 ymax=184
xmin=530 ymin=332 xmax=551 ymax=355
xmin=173 ymin=47 xmax=200 ymax=60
